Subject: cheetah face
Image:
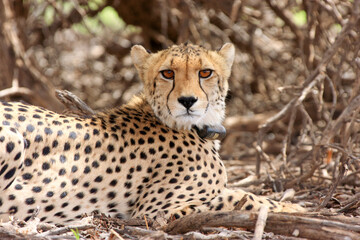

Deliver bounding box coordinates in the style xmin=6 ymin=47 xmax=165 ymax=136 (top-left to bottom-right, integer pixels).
xmin=131 ymin=43 xmax=235 ymax=130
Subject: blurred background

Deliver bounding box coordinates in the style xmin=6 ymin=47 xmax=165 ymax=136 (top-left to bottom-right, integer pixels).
xmin=1 ymin=0 xmax=359 ymax=206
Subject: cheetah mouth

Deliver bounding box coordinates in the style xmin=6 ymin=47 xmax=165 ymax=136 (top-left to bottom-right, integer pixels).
xmin=176 ymin=113 xmax=201 ymax=118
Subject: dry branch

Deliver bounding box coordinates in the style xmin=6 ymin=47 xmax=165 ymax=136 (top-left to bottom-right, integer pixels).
xmin=256 ymin=0 xmax=360 ymax=178
xmin=55 ymin=90 xmax=96 ymax=116
xmin=164 ymin=211 xmax=360 ymax=240
xmin=36 ymin=224 xmax=95 ymax=237
xmin=253 ymin=206 xmax=268 ymax=240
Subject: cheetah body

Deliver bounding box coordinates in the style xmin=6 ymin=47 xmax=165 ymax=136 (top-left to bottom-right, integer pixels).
xmin=0 ymin=43 xmax=303 ymax=224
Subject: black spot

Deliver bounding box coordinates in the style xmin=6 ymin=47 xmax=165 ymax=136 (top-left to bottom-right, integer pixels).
xmin=84 ymin=166 xmax=91 ymax=174
xmin=60 ymin=192 xmax=68 ymax=199
xmin=0 ymin=164 xmax=8 ymax=176
xmin=72 ymin=178 xmax=79 ymax=185
xmin=52 ymin=140 xmax=58 ymax=148
xmin=22 ymin=173 xmax=33 ymax=180
xmin=32 ymin=186 xmax=42 ymax=193
xmin=169 ymin=178 xmax=178 ymax=184
xmin=25 ymin=198 xmax=35 ymax=205
xmin=24 ymin=158 xmax=33 ymax=167
xmin=120 ymin=156 xmax=126 ymax=163
xmin=26 ymin=124 xmax=35 ymax=132
xmin=94 ymin=176 xmax=103 ymax=182
xmin=47 ymin=191 xmax=54 ymax=197
xmin=92 ymin=161 xmax=99 ymax=168
xmin=6 ymin=142 xmax=14 ymax=153
xmin=61 ymin=202 xmax=68 ymax=208
xmin=14 ymin=152 xmax=22 ymax=161
xmin=110 ymin=179 xmax=118 ymax=186
xmin=176 ymin=147 xmax=183 ymax=153
xmin=32 ymin=152 xmax=39 ymax=159
xmin=161 ymin=203 xmax=171 ymax=209
xmin=165 ymin=192 xmax=174 ymax=199
xmin=4 ymin=114 xmax=12 ymax=120
xmin=45 ymin=205 xmax=54 ymax=212
xmin=159 ymin=135 xmax=166 ymax=142
xmin=9 ymin=206 xmax=18 ymax=214
xmin=58 ymin=168 xmax=66 ymax=176
xmin=84 ymin=146 xmax=92 ymax=154
xmin=76 ymin=192 xmax=84 ymax=199
xmin=34 ymin=135 xmax=43 ymax=142
xmin=64 ymin=143 xmax=71 ymax=151
xmin=8 ymin=194 xmax=15 ymax=200
xmin=215 ymin=203 xmax=224 ymax=211
xmin=72 ymin=206 xmax=80 ymax=211
xmin=43 ymin=178 xmax=51 ymax=184
xmin=107 ymin=144 xmax=114 ymax=152
xmin=42 ymin=162 xmax=50 ymax=170
xmin=44 ymin=127 xmax=53 ymax=135
xmin=42 ymin=146 xmax=50 ymax=155
xmin=90 ymin=188 xmax=98 ymax=194
xmin=69 ymin=132 xmax=77 ymax=139
xmin=245 ymin=204 xmax=254 ymax=210
xmin=140 ymin=152 xmax=147 ymax=159
xmin=107 ymin=191 xmax=116 ymax=199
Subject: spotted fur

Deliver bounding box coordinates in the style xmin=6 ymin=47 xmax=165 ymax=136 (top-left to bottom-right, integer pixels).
xmin=0 ymin=43 xmax=304 ymax=224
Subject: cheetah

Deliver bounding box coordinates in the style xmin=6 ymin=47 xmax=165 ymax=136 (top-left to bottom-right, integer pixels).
xmin=0 ymin=43 xmax=304 ymax=224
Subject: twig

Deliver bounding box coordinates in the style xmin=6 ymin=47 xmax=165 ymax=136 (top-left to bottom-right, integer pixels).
xmin=144 ymin=215 xmax=149 ymax=230
xmin=55 ymin=90 xmax=95 ymax=116
xmin=230 ymin=0 xmax=242 ymax=24
xmin=2 ymin=0 xmax=54 ymax=88
xmin=337 ymin=193 xmax=360 ymax=213
xmin=36 ymin=224 xmax=95 ymax=236
xmin=256 ymin=1 xmax=360 ymax=177
xmin=252 ymin=206 xmax=268 ymax=240
xmin=265 ymin=0 xmax=303 ymax=49
xmin=109 ymin=229 xmax=124 ymax=240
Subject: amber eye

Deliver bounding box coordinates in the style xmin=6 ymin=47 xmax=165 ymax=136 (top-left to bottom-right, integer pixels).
xmin=160 ymin=70 xmax=174 ymax=80
xmin=199 ymin=69 xmax=213 ymax=79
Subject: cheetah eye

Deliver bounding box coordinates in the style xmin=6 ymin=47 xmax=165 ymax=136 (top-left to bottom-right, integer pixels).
xmin=199 ymin=69 xmax=213 ymax=79
xmin=160 ymin=70 xmax=174 ymax=80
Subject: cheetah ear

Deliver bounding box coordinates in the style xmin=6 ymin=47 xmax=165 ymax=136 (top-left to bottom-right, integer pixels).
xmin=218 ymin=43 xmax=235 ymax=67
xmin=131 ymin=45 xmax=150 ymax=68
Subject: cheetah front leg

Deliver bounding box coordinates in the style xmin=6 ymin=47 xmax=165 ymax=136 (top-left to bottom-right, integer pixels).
xmin=171 ymin=188 xmax=305 ymax=219
xmin=0 ymin=126 xmax=25 ymax=190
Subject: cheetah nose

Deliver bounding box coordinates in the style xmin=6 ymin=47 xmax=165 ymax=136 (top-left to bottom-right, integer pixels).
xmin=178 ymin=96 xmax=198 ymax=109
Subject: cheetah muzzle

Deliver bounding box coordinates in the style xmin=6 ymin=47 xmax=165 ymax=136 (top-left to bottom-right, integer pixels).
xmin=0 ymin=43 xmax=305 ymax=224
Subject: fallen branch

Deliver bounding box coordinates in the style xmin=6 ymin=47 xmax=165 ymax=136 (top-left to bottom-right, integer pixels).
xmin=164 ymin=211 xmax=360 ymax=240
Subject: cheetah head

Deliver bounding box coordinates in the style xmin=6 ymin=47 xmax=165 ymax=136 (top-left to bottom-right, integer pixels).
xmin=131 ymin=43 xmax=235 ymax=130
